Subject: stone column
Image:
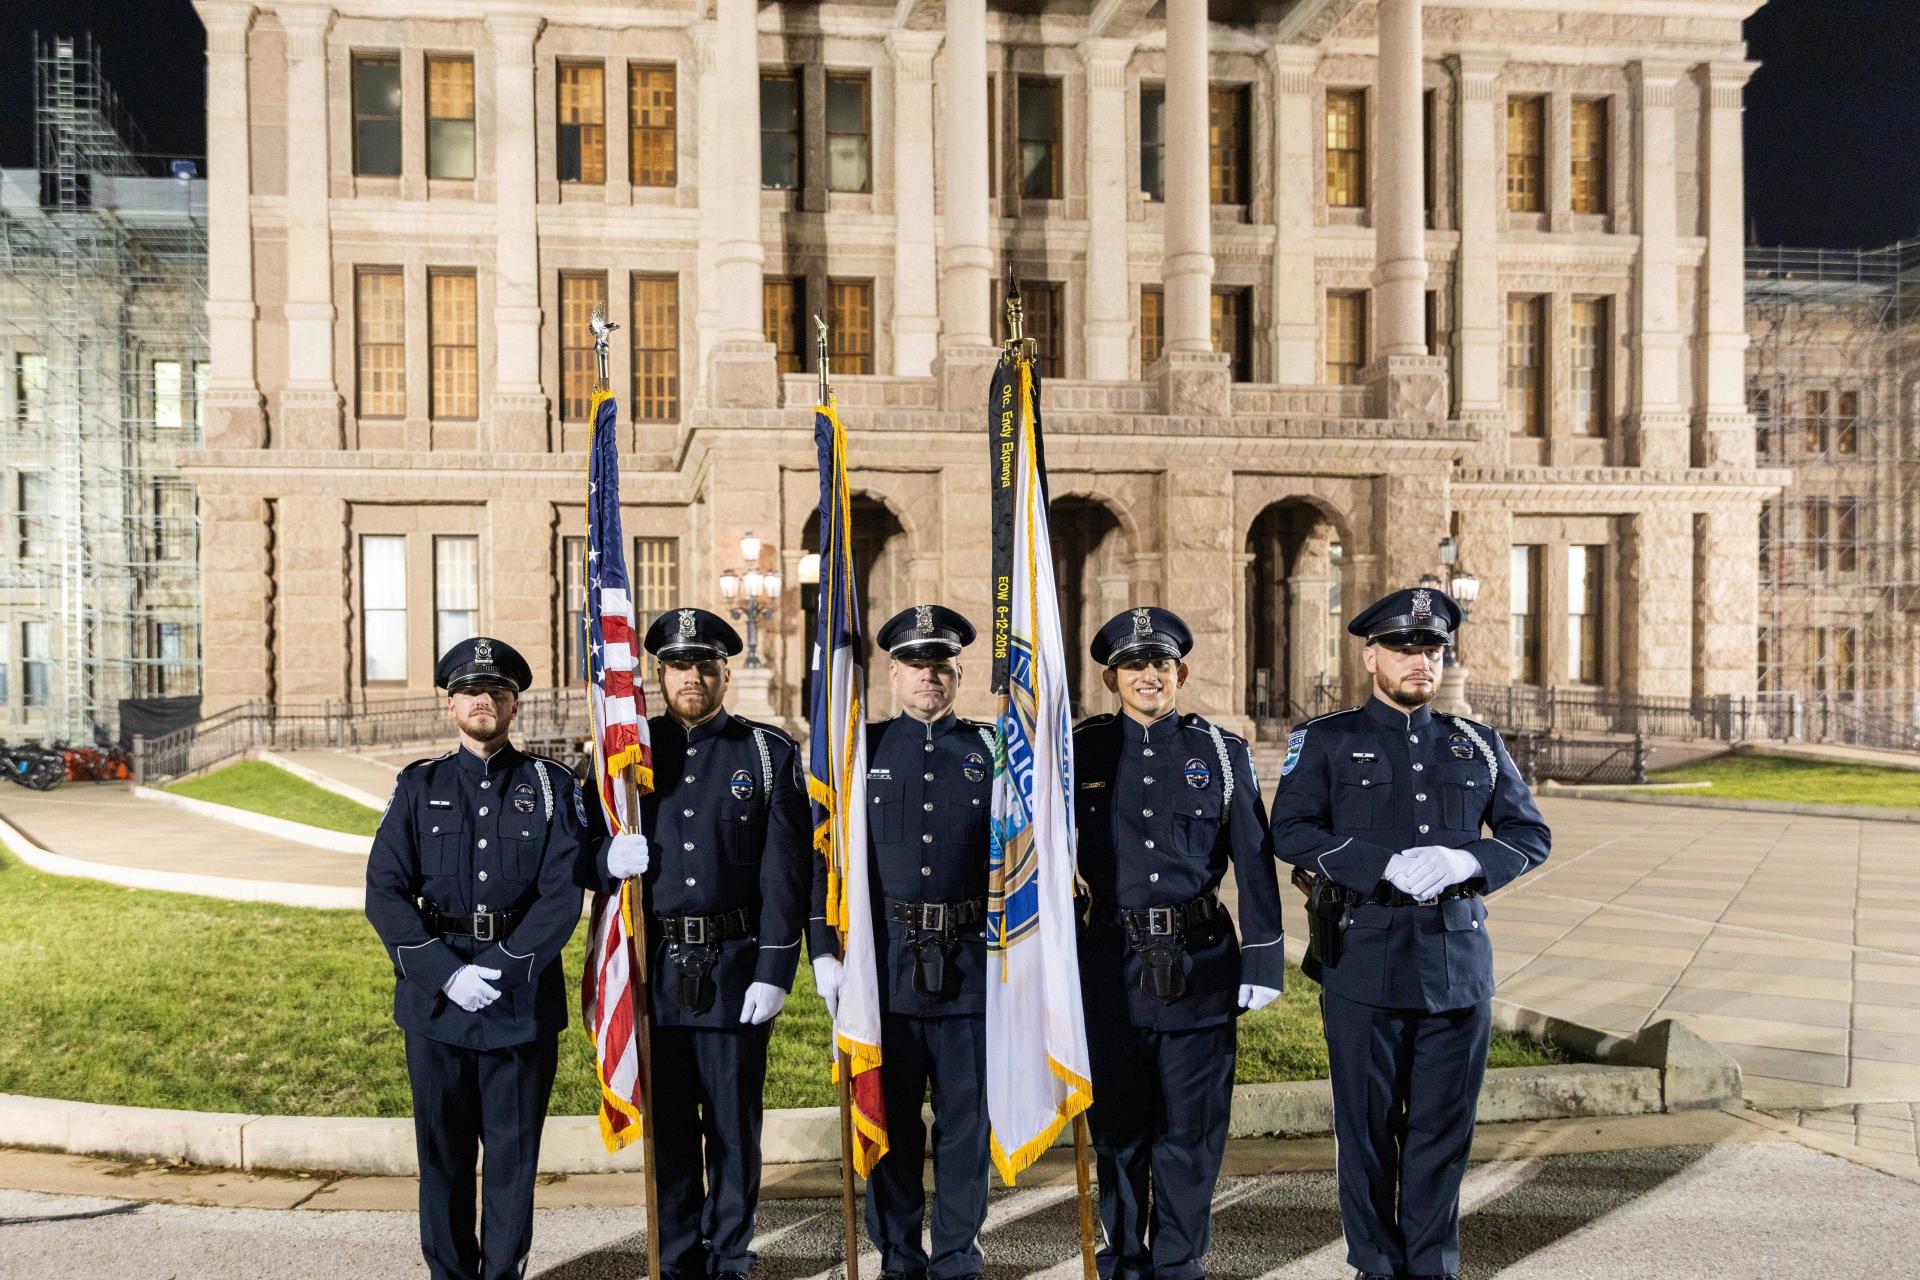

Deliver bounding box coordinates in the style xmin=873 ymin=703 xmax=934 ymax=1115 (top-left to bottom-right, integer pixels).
xmin=1623 ymin=507 xmax=1692 ymax=698
xmin=1266 ymin=46 xmax=1319 ymax=385
xmin=1452 ymin=505 xmax=1512 ymax=685
xmin=705 ymin=0 xmax=778 ymax=407
xmin=1694 ymin=506 xmax=1757 ymax=696
xmin=1374 ymin=472 xmax=1448 ymax=592
xmin=487 ymin=14 xmax=548 ymax=451
xmin=488 ymin=497 xmax=556 ymax=683
xmin=1287 ymin=525 xmax=1333 ymax=719
xmin=1363 ymin=0 xmax=1446 ymax=421
xmin=198 ymin=492 xmax=275 ymax=711
xmin=1155 ymin=0 xmax=1230 ymax=415
xmin=890 ymin=31 xmax=943 ymax=377
xmin=935 ymin=0 xmax=997 ymax=408
xmin=1081 ymin=38 xmax=1135 ymax=380
xmin=1163 ymin=467 xmax=1237 ymax=727
xmin=1448 ymin=53 xmax=1504 ymax=440
xmin=199 ymin=2 xmax=266 ymax=448
xmin=1699 ymin=62 xmax=1759 ymax=468
xmin=278 ymin=6 xmax=343 ymax=449
xmin=1628 ymin=61 xmax=1690 ymax=469
xmin=276 ymin=495 xmax=350 ymax=698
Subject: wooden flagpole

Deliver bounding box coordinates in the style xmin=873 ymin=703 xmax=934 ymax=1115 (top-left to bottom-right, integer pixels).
xmin=595 ymin=304 xmax=662 ymax=1280
xmin=818 ymin=315 xmax=862 ymax=1280
xmin=1003 ymin=278 xmax=1097 ymax=1280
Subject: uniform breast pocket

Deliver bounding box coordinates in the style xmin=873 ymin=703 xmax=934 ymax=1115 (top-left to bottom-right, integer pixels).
xmin=417 ymin=818 xmax=465 ymax=877
xmin=503 ymin=824 xmax=542 ymax=880
xmin=1440 ymin=766 xmax=1487 ymax=831
xmin=1338 ymin=763 xmax=1394 ymax=830
xmin=1174 ymin=790 xmax=1224 ymax=860
xmin=869 ymin=781 xmax=904 ymax=844
xmin=719 ymin=801 xmax=763 ymax=865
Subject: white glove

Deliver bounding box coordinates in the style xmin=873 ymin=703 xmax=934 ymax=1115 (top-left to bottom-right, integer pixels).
xmin=1237 ymin=983 xmax=1281 ymax=1012
xmin=606 ymin=832 xmax=651 ymax=879
xmin=739 ymin=981 xmax=787 ymax=1025
xmin=1382 ymin=851 xmax=1427 ymax=897
xmin=443 ymin=964 xmax=502 ymax=1013
xmin=812 ymin=955 xmax=844 ymax=1022
xmin=1396 ymin=845 xmax=1483 ymax=899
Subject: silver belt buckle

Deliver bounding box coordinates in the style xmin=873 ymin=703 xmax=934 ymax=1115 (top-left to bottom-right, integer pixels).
xmin=683 ymin=914 xmax=707 ymax=945
xmin=473 ymin=911 xmax=495 ymax=942
xmin=921 ymin=902 xmax=947 ymax=932
xmin=1148 ymin=906 xmax=1175 ymax=936
xmin=1416 ymin=893 xmax=1441 ymax=908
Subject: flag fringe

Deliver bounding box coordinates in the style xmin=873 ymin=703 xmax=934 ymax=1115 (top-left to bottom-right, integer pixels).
xmin=987 ymin=1058 xmax=1093 ymax=1186
xmin=589 ymin=880 xmax=647 ymax=1153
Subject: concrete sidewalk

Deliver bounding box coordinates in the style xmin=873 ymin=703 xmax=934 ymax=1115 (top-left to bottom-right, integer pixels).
xmin=260 ymin=749 xmax=402 ymax=810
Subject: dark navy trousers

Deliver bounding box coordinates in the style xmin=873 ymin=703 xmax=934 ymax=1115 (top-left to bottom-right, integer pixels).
xmin=1085 ymin=1020 xmax=1237 ymax=1280
xmin=864 ymin=1012 xmax=989 ymax=1279
xmin=1322 ymin=991 xmax=1492 ymax=1278
xmin=405 ymin=1032 xmax=559 ymax=1280
xmin=652 ymin=1022 xmax=773 ymax=1278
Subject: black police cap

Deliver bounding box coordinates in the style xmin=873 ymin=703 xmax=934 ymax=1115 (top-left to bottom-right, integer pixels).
xmin=1346 ymin=587 xmax=1462 ymax=647
xmin=643 ymin=607 xmax=744 ymax=662
xmin=876 ymin=604 xmax=976 ymax=662
xmin=435 ymin=636 xmax=532 ymax=693
xmin=1091 ymin=606 xmax=1193 ymax=667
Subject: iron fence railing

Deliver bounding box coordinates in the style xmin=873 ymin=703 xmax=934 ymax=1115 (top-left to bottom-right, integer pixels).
xmin=132 ymin=689 xmax=591 ymax=783
xmin=1507 ymin=732 xmax=1650 ymax=787
xmin=1464 ymin=682 xmax=1919 ymax=754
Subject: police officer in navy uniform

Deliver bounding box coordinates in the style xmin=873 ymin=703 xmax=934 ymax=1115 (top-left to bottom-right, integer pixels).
xmin=365 ymin=636 xmax=589 ymax=1280
xmin=837 ymin=604 xmax=996 ymax=1280
xmin=1268 ymin=588 xmax=1551 ymax=1280
xmin=586 ymin=606 xmax=825 ymax=1280
xmin=1074 ymin=607 xmax=1286 ymax=1280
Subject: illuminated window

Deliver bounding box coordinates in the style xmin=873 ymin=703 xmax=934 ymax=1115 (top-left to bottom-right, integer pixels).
xmin=764 ymin=278 xmax=805 ymax=373
xmin=153 ymin=360 xmax=184 ymax=429
xmin=1325 ymin=90 xmax=1366 ymax=208
xmin=1326 ymin=291 xmax=1367 ymax=385
xmin=1505 ymin=295 xmax=1545 ymax=437
xmin=633 ymin=537 xmax=679 ymax=619
xmin=361 ymin=535 xmax=407 ymax=682
xmin=630 ymin=274 xmax=680 ymax=422
xmin=1209 ymin=86 xmax=1249 ymax=204
xmin=1571 ymin=98 xmax=1608 ymax=214
xmin=1212 ymin=289 xmax=1251 ymax=382
xmin=560 ymin=273 xmax=607 ymax=422
xmin=1140 ymin=286 xmax=1163 ymax=370
xmin=1506 ymin=96 xmax=1544 ymax=212
xmin=429 ymin=271 xmax=478 ymax=420
xmin=427 ymin=57 xmax=476 ymax=180
xmin=557 ymin=63 xmax=606 ymax=184
xmin=828 ymin=279 xmax=875 ymax=376
xmin=356 ymin=269 xmax=406 ymax=419
xmin=1570 ymin=297 xmax=1609 ymax=436
xmin=629 ymin=63 xmax=677 ymax=187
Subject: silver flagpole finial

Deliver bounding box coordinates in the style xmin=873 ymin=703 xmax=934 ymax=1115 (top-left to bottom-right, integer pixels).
xmin=589 ymin=304 xmax=619 ymax=390
xmin=814 ymin=314 xmax=831 ymax=406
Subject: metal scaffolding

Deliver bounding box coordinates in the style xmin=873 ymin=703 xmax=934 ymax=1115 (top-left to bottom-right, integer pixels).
xmin=0 ymin=33 xmax=206 ymax=741
xmin=1746 ymin=241 xmax=1920 ymax=741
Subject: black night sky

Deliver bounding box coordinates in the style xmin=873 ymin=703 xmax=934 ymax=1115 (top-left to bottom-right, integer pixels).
xmin=1 ymin=0 xmax=1916 ymax=250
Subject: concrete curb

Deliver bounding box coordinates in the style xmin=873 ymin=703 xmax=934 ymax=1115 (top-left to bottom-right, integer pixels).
xmin=1733 ymin=741 xmax=1920 ymax=772
xmin=0 ymin=807 xmax=364 ymax=910
xmin=1537 ymin=784 xmax=1920 ymax=824
xmin=132 ymin=785 xmax=374 ymax=855
xmin=253 ymin=749 xmax=393 ymax=811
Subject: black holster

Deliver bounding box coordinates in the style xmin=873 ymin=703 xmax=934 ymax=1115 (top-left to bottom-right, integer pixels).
xmin=1137 ymin=938 xmax=1189 ymax=1004
xmin=1292 ymin=867 xmax=1353 ymax=969
xmin=909 ymin=932 xmax=961 ymax=1000
xmin=666 ymin=940 xmax=720 ymax=1014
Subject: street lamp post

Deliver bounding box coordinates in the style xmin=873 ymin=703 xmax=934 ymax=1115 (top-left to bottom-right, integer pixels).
xmin=1427 ymin=537 xmax=1481 ymax=718
xmin=719 ymin=532 xmax=782 ymax=669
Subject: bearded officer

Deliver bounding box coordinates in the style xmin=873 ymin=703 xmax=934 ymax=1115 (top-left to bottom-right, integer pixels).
xmin=1269 ymin=587 xmax=1550 ymax=1280
xmin=365 ymin=636 xmax=589 ymax=1280
xmin=587 ymin=606 xmax=825 ymax=1280
xmin=827 ymin=604 xmax=996 ymax=1280
xmin=1074 ymin=607 xmax=1286 ymax=1280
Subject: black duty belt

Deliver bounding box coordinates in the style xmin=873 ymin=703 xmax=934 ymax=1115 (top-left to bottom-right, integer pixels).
xmin=1370 ymin=884 xmax=1481 ymax=909
xmin=886 ymin=897 xmax=986 ymax=933
xmin=1105 ymin=893 xmax=1222 ymax=937
xmin=654 ymin=906 xmax=751 ymax=945
xmin=419 ymin=902 xmax=522 ymax=943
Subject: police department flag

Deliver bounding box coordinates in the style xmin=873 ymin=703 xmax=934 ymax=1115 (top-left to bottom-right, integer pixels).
xmin=581 ymin=387 xmax=653 ymax=1153
xmin=986 ymin=358 xmax=1092 ymax=1183
xmin=807 ymin=400 xmax=888 ymax=1177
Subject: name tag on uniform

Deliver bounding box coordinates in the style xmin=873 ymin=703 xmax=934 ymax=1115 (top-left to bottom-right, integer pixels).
xmin=428 ymin=799 xmax=452 ymax=808
xmin=1348 ymin=752 xmax=1376 ymax=763
xmin=868 ymin=767 xmax=892 ymax=780
xmin=1080 ymin=781 xmax=1107 ymax=790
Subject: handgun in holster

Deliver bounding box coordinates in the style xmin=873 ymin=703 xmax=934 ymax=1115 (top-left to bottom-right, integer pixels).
xmin=1291 ymin=867 xmax=1354 ymax=969
xmin=665 ymin=940 xmax=720 ymax=1014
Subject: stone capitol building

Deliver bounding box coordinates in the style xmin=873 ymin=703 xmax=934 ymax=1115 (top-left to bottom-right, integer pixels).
xmin=182 ymin=0 xmax=1785 ymax=737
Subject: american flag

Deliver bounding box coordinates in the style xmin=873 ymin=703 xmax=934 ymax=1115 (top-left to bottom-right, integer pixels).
xmin=807 ymin=401 xmax=888 ymax=1176
xmin=581 ymin=387 xmax=653 ymax=1153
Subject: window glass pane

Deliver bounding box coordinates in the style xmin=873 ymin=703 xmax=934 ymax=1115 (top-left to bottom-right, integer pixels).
xmin=764 ymin=278 xmax=804 ymax=373
xmin=352 ymin=56 xmax=402 ymax=177
xmin=631 ymin=274 xmax=680 ymax=422
xmin=1209 ymin=86 xmax=1248 ymax=204
xmin=427 ymin=58 xmax=476 ymax=179
xmin=429 ymin=272 xmax=478 ymax=419
xmin=560 ymin=273 xmax=607 ymax=421
xmin=828 ymin=280 xmax=875 ymax=375
xmin=1326 ymin=90 xmax=1366 ymax=208
xmin=193 ymin=360 xmax=209 ymax=431
xmin=1571 ymin=297 xmax=1607 ymax=436
xmin=1140 ymin=286 xmax=1163 ymax=370
xmin=435 ymin=536 xmax=479 ymax=656
xmin=22 ymin=621 xmax=49 ymax=706
xmin=1018 ymin=78 xmax=1060 ymax=199
xmin=153 ymin=360 xmax=183 ymax=428
xmin=1571 ymin=98 xmax=1607 ymax=214
xmin=1505 ymin=295 xmax=1543 ymax=436
xmin=630 ymin=64 xmax=678 ymax=187
xmin=357 ymin=270 xmax=407 ymax=417
xmin=563 ymin=536 xmax=588 ymax=680
xmin=1506 ymin=96 xmax=1544 ymax=212
xmin=826 ymin=77 xmax=872 ymax=195
xmin=761 ymin=74 xmax=802 ymax=190
xmin=827 ymin=74 xmax=865 ymax=133
xmin=1567 ymin=544 xmax=1602 ymax=684
xmin=17 ymin=353 xmax=47 ymax=425
xmin=362 ymin=535 xmax=407 ymax=681
xmin=19 ymin=472 xmax=49 ymax=559
xmin=1326 ymin=291 xmax=1367 ymax=384
xmin=1140 ymin=86 xmax=1164 ymax=201
xmin=633 ymin=537 xmax=680 ymax=620
xmin=557 ymin=64 xmax=607 ymax=184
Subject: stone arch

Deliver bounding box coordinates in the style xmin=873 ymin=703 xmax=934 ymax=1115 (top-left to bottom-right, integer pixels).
xmin=1242 ymin=494 xmax=1358 ymax=733
xmin=1049 ymin=494 xmax=1134 ymax=715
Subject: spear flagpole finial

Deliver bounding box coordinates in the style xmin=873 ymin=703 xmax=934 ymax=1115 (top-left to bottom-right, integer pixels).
xmin=589 ymin=303 xmax=619 ymax=392
xmin=814 ymin=313 xmax=831 ymax=406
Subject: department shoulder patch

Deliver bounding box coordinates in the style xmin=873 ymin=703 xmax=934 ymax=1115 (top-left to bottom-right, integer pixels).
xmin=1281 ymin=728 xmax=1307 ymax=778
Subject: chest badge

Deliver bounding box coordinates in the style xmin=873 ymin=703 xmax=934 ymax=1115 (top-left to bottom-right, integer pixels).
xmin=1449 ymin=732 xmax=1477 ymax=760
xmin=1184 ymin=757 xmax=1211 ymax=789
xmin=962 ymin=752 xmax=988 ymax=783
xmin=730 ymin=769 xmax=756 ymax=800
xmin=512 ymin=782 xmax=537 ymax=814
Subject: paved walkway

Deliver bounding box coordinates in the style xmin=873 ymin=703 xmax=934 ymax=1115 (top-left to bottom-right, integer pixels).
xmin=265 ymin=749 xmax=401 ymax=809
xmin=2 ymin=1112 xmax=1916 ymax=1279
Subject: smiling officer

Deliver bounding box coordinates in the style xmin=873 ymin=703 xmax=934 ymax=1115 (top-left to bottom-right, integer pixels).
xmin=1073 ymin=606 xmax=1285 ymax=1280
xmin=1269 ymin=587 xmax=1551 ymax=1280
xmin=365 ymin=636 xmax=589 ymax=1280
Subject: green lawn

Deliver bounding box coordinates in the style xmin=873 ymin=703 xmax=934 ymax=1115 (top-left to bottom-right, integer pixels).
xmin=165 ymin=761 xmax=383 ymax=836
xmin=0 ymin=847 xmax=1556 ymax=1118
xmin=1651 ymin=752 xmax=1920 ymax=810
